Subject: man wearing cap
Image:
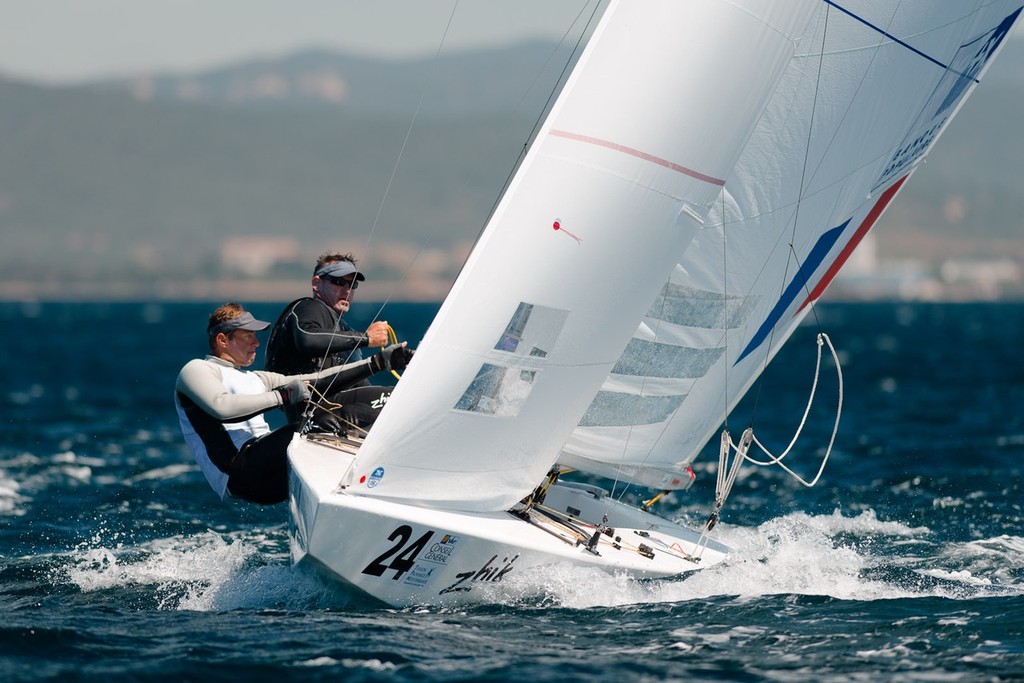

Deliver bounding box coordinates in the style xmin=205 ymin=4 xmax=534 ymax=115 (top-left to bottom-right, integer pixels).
xmin=265 ymin=252 xmax=400 ymax=433
xmin=175 ymin=302 xmax=411 ymax=504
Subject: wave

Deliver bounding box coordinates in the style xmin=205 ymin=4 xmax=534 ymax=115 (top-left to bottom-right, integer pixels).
xmin=54 ymin=526 xmax=357 ymax=611
xmin=0 ymin=470 xmax=26 ymax=515
xmin=487 ymin=509 xmax=1024 ymax=609
xmin=44 ymin=509 xmax=1024 ymax=613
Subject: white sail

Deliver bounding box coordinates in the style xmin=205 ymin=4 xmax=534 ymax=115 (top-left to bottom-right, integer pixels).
xmin=560 ymin=1 xmax=1023 ymax=487
xmin=287 ymin=0 xmax=1023 ymax=609
xmin=343 ymin=1 xmax=821 ymax=511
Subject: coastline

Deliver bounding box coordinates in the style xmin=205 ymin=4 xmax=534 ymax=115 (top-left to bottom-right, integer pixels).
xmin=0 ymin=278 xmax=454 ymax=304
xmin=7 ymin=277 xmax=1024 ymax=304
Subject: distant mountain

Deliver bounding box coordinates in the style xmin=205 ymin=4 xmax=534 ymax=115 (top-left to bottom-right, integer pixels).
xmin=1 ymin=38 xmax=1022 ymax=295
xmin=93 ymin=42 xmax=569 ymax=120
xmin=0 ymin=44 xmax=569 ymax=281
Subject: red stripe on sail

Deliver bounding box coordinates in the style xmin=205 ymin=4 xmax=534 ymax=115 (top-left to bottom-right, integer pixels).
xmin=798 ymin=175 xmax=909 ymax=311
xmin=549 ymin=129 xmax=726 ymax=186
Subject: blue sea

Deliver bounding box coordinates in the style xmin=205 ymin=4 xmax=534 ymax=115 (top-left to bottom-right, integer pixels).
xmin=1 ymin=300 xmax=1022 ymax=681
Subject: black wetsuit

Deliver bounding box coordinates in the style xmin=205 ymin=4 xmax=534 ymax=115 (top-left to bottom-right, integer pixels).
xmin=265 ymin=297 xmax=392 ymax=432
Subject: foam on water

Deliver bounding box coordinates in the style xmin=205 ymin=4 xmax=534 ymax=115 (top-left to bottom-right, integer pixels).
xmin=0 ymin=471 xmax=26 ymax=515
xmin=49 ymin=506 xmax=1024 ymax=613
xmin=922 ymin=534 xmax=1024 ymax=589
xmin=57 ymin=527 xmax=353 ymax=611
xmin=1 ymin=450 xmax=92 ymax=499
xmin=485 ymin=509 xmax=1024 ymax=610
xmin=122 ymin=463 xmax=196 ymax=485
xmin=0 ymin=447 xmax=196 ymax=517
xmin=297 ymin=658 xmax=400 ymax=672
xmin=0 ymin=453 xmax=44 ymax=515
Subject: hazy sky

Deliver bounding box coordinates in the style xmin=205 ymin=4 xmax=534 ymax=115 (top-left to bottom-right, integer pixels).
xmin=0 ymin=0 xmax=594 ymax=84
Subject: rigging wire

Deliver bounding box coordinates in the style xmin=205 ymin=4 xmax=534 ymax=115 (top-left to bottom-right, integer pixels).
xmin=300 ymin=2 xmax=603 ymax=432
xmin=720 ymin=188 xmax=731 ymax=434
xmin=301 ymin=323 xmax=405 ymax=437
xmin=716 ymin=0 xmax=900 ymax=473
xmin=452 ymin=0 xmax=606 ymax=284
xmin=695 ymin=331 xmax=843 ymax=558
xmin=298 ymin=4 xmax=463 ymax=429
xmin=695 ymin=5 xmax=849 ymax=544
xmin=745 ymin=4 xmax=832 ymax=429
xmin=359 ymin=2 xmax=461 ymax=260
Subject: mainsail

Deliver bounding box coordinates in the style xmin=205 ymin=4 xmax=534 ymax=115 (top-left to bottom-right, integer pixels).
xmin=344 ymin=0 xmax=1022 ymax=511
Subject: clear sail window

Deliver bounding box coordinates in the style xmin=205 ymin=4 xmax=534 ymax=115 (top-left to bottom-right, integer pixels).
xmin=455 ymin=302 xmax=567 ymax=416
xmin=455 ymin=363 xmax=537 ymax=416
xmin=494 ymin=302 xmax=568 ymax=358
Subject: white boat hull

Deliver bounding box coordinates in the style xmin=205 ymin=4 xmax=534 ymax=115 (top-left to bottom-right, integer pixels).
xmin=288 ymin=434 xmax=729 ymax=607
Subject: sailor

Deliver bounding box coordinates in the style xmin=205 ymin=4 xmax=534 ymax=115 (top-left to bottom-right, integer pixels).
xmin=265 ymin=252 xmax=406 ymax=433
xmin=175 ymin=302 xmax=412 ymax=504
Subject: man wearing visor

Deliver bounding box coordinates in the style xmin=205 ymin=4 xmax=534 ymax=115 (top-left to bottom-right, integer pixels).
xmin=175 ymin=302 xmax=411 ymax=504
xmin=265 ymin=252 xmax=403 ymax=433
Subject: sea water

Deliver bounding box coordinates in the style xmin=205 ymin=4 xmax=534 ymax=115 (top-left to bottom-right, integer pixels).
xmin=1 ymin=301 xmax=1022 ymax=681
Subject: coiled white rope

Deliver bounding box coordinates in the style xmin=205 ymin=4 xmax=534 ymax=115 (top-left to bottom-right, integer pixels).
xmin=695 ymin=332 xmax=843 ymax=557
xmin=741 ymin=332 xmax=843 ymax=487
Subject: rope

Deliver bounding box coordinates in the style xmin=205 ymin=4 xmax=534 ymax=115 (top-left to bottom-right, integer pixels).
xmin=694 ymin=429 xmax=750 ymax=557
xmin=301 ymin=3 xmax=457 ymax=422
xmin=741 ymin=332 xmax=843 ymax=488
xmin=383 ymin=323 xmax=402 ymax=381
xmin=300 ymin=323 xmax=406 ymax=435
xmin=306 ymin=384 xmax=370 ymax=437
xmin=694 ymin=332 xmax=843 ymax=556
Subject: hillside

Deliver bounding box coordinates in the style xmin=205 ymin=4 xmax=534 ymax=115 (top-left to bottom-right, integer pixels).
xmin=0 ymin=38 xmax=1022 ymax=300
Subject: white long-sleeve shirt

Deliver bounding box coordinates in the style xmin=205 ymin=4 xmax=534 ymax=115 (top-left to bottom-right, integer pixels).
xmin=174 ymin=354 xmax=374 ymax=499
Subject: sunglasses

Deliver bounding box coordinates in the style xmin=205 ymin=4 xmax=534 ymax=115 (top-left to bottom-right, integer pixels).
xmin=323 ymin=275 xmax=359 ymax=289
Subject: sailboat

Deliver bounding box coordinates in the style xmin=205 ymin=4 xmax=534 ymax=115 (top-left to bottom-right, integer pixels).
xmin=288 ymin=0 xmax=1023 ymax=607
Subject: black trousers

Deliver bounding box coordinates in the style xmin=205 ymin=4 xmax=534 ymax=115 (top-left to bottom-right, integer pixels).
xmin=226 ymin=425 xmax=296 ymax=505
xmin=227 ymin=386 xmax=394 ymax=504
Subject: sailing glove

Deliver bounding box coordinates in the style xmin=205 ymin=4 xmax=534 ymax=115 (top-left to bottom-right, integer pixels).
xmin=373 ymin=343 xmax=415 ymax=373
xmin=278 ymin=378 xmax=311 ymax=405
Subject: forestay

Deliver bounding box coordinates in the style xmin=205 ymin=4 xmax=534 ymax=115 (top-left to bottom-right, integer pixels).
xmin=343 ymin=1 xmax=820 ymax=511
xmin=559 ymin=0 xmax=1023 ymax=488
